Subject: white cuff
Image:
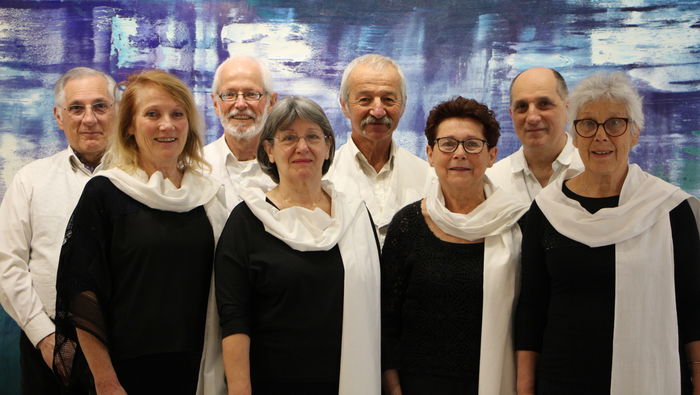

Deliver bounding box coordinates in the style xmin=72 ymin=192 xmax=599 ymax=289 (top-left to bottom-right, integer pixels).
xmin=24 ymin=313 xmax=55 ymax=347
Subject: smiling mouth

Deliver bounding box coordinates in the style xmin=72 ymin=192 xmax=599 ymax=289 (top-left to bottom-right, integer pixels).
xmin=592 ymin=150 xmax=612 ymax=155
xmin=230 ymin=115 xmax=253 ymax=121
xmin=449 ymin=167 xmax=471 ymax=171
xmin=155 ymin=137 xmax=177 ymax=142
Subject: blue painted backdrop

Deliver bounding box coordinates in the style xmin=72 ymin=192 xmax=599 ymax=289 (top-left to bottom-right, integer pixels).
xmin=1 ymin=0 xmax=699 ymax=391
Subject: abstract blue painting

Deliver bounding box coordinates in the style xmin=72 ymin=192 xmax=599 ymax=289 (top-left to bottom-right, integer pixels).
xmin=1 ymin=0 xmax=699 ymax=390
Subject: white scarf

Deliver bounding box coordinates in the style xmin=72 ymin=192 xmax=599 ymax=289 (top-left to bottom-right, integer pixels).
xmin=99 ymin=167 xmax=227 ymax=395
xmin=239 ymin=179 xmax=381 ymax=395
xmin=425 ymin=177 xmax=528 ymax=395
xmin=536 ymin=164 xmax=700 ymax=395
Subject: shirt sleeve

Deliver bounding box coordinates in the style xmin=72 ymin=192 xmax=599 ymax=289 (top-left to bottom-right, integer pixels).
xmin=0 ymin=170 xmax=55 ymax=346
xmin=380 ymin=203 xmax=416 ymax=371
xmin=514 ymin=201 xmax=551 ymax=352
xmin=670 ymin=199 xmax=700 ymax=344
xmin=214 ymin=203 xmax=253 ymax=338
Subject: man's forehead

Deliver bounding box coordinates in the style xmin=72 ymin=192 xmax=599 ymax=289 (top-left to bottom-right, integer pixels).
xmin=219 ymin=61 xmax=264 ymax=89
xmin=64 ymin=76 xmax=110 ymax=103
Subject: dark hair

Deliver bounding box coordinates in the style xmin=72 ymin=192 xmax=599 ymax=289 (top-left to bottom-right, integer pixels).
xmin=257 ymin=96 xmax=336 ymax=184
xmin=424 ymin=96 xmax=500 ymax=148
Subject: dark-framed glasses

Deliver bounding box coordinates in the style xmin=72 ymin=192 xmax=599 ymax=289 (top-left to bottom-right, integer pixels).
xmin=64 ymin=102 xmax=113 ymax=117
xmin=573 ymin=118 xmax=629 ymax=138
xmin=272 ymin=132 xmax=328 ymax=148
xmin=434 ymin=137 xmax=488 ymax=154
xmin=218 ymin=91 xmax=266 ymax=102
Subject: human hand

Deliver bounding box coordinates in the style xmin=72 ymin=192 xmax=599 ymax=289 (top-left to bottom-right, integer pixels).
xmin=37 ymin=333 xmax=56 ymax=369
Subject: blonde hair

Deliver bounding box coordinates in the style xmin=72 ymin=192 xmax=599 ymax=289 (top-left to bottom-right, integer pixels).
xmin=106 ymin=70 xmax=209 ymax=172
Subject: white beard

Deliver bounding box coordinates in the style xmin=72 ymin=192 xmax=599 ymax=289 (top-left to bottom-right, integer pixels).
xmin=221 ymin=105 xmax=270 ymax=141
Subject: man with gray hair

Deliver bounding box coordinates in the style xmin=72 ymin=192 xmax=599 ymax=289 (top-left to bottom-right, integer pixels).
xmin=205 ymin=55 xmax=278 ymax=210
xmin=326 ymin=54 xmax=433 ymax=245
xmin=0 ymin=67 xmax=116 ymax=394
xmin=487 ymin=67 xmax=583 ymax=202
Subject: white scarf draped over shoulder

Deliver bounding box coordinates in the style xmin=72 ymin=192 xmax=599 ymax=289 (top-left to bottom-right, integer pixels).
xmin=239 ymin=179 xmax=381 ymax=395
xmin=425 ymin=176 xmax=529 ymax=395
xmin=535 ymin=164 xmax=700 ymax=395
xmin=99 ymin=166 xmax=227 ymax=395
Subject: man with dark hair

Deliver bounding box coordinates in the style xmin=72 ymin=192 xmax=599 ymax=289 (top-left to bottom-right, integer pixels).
xmin=487 ymin=67 xmax=583 ymax=202
xmin=0 ymin=67 xmax=115 ymax=394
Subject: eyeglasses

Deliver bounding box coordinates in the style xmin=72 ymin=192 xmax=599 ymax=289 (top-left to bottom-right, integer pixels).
xmin=63 ymin=102 xmax=113 ymax=117
xmin=573 ymin=118 xmax=629 ymax=138
xmin=271 ymin=132 xmax=328 ymax=148
xmin=218 ymin=91 xmax=266 ymax=102
xmin=434 ymin=137 xmax=488 ymax=154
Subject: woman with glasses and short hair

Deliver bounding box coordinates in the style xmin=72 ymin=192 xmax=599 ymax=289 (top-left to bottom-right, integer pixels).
xmin=515 ymin=72 xmax=700 ymax=395
xmin=214 ymin=96 xmax=381 ymax=395
xmin=381 ymin=96 xmax=529 ymax=395
xmin=53 ymin=70 xmax=226 ymax=395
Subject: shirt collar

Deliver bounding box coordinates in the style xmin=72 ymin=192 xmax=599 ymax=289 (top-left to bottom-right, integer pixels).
xmin=510 ymin=133 xmax=574 ymax=174
xmin=68 ymin=147 xmax=102 ymax=174
xmin=347 ymin=134 xmax=397 ymax=174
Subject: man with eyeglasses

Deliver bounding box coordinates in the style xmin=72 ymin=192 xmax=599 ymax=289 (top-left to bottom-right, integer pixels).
xmin=0 ymin=67 xmax=116 ymax=394
xmin=205 ymin=55 xmax=279 ymax=210
xmin=326 ymin=54 xmax=434 ymax=246
xmin=487 ymin=67 xmax=583 ymax=202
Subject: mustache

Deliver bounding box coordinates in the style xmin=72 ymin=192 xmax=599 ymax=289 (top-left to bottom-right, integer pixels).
xmin=227 ymin=108 xmax=257 ymax=119
xmin=360 ymin=115 xmax=392 ymax=129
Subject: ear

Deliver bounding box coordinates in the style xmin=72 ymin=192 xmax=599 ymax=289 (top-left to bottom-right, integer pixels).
xmin=53 ymin=106 xmax=65 ymax=130
xmin=211 ymin=93 xmax=222 ymax=117
xmin=426 ymin=144 xmax=435 ymax=167
xmin=487 ymin=146 xmax=498 ymax=167
xmin=340 ymin=98 xmax=351 ymax=119
xmin=268 ymin=92 xmax=278 ymax=107
xmin=264 ymin=139 xmax=274 ymax=163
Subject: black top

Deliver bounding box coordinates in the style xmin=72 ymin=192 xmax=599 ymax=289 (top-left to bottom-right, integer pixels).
xmin=54 ymin=176 xmax=214 ymax=390
xmin=515 ymin=182 xmax=700 ymax=395
xmin=214 ymin=200 xmax=344 ymax=387
xmin=381 ymin=201 xmax=484 ymax=381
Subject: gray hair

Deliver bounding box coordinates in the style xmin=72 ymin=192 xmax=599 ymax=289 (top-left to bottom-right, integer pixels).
xmin=568 ymin=72 xmax=644 ymax=132
xmin=257 ymin=96 xmax=336 ymax=184
xmin=339 ymin=54 xmax=407 ymax=110
xmin=53 ymin=67 xmax=116 ymax=108
xmin=211 ymin=55 xmax=273 ymax=95
xmin=509 ymin=67 xmax=569 ymax=103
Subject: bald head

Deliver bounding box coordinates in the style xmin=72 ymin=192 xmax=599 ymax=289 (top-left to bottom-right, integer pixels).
xmin=509 ymin=67 xmax=568 ymax=104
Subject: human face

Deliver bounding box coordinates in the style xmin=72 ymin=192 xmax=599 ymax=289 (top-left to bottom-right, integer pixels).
xmin=53 ymin=75 xmax=114 ymax=164
xmin=510 ymin=68 xmax=567 ymax=153
xmin=573 ymin=99 xmax=638 ymax=181
xmin=341 ymin=63 xmax=405 ymax=145
xmin=427 ymin=117 xmax=497 ymax=190
xmin=130 ymin=85 xmax=189 ymax=174
xmin=212 ymin=59 xmax=277 ymax=140
xmin=264 ymin=117 xmax=331 ymax=184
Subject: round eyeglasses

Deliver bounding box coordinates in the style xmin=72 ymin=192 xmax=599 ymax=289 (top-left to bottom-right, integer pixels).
xmin=434 ymin=137 xmax=488 ymax=154
xmin=63 ymin=102 xmax=113 ymax=118
xmin=218 ymin=91 xmax=266 ymax=102
xmin=573 ymin=118 xmax=629 ymax=138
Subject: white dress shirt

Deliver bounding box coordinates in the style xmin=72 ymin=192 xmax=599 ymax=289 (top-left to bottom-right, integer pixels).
xmin=325 ymin=136 xmax=435 ymax=245
xmin=487 ymin=134 xmax=584 ymax=203
xmin=0 ymin=147 xmax=102 ymax=346
xmin=203 ymin=135 xmax=275 ymax=213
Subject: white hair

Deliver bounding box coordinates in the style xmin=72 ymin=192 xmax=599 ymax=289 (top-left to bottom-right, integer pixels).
xmin=53 ymin=67 xmax=116 ymax=108
xmin=339 ymin=54 xmax=407 ymax=110
xmin=568 ymin=72 xmax=645 ymax=131
xmin=211 ymin=55 xmax=273 ymax=94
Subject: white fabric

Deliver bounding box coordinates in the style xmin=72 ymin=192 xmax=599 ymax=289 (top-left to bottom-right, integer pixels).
xmin=425 ymin=177 xmax=528 ymax=395
xmin=99 ymin=167 xmax=228 ymax=395
xmin=239 ymin=179 xmax=381 ymax=394
xmin=487 ymin=134 xmax=583 ymax=203
xmin=536 ymin=164 xmax=700 ymax=395
xmin=0 ymin=147 xmax=102 ymax=346
xmin=203 ymin=135 xmax=275 ymax=212
xmin=325 ymin=136 xmax=434 ymax=245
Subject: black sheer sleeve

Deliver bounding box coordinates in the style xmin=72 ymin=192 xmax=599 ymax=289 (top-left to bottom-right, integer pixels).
xmin=514 ymin=201 xmax=551 ymax=352
xmin=380 ymin=201 xmax=421 ymax=371
xmin=54 ymin=177 xmax=114 ymax=389
xmin=671 ymin=199 xmax=700 ymax=344
xmin=214 ymin=202 xmax=254 ymax=338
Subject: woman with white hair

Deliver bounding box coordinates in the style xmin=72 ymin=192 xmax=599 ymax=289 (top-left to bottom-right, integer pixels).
xmin=514 ymin=72 xmax=700 ymax=395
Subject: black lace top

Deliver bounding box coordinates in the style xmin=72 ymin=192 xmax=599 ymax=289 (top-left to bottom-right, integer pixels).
xmin=381 ymin=200 xmax=484 ymax=380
